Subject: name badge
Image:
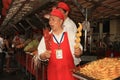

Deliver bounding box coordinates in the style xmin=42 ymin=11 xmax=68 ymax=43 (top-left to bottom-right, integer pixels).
xmin=56 ymin=49 xmax=63 ymax=59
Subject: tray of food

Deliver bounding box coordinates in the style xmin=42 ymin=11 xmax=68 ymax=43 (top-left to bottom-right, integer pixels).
xmin=73 ymin=57 xmax=120 ymax=80
xmin=73 ymin=69 xmax=94 ymax=80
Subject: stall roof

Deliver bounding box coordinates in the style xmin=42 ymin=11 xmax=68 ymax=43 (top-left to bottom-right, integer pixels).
xmin=0 ymin=0 xmax=120 ymax=33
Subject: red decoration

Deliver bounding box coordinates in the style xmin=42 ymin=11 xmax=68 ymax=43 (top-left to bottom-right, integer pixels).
xmin=2 ymin=0 xmax=12 ymax=16
xmin=7 ymin=0 xmax=12 ymax=4
xmin=2 ymin=0 xmax=12 ymax=9
xmin=2 ymin=0 xmax=8 ymax=9
xmin=2 ymin=8 xmax=7 ymax=16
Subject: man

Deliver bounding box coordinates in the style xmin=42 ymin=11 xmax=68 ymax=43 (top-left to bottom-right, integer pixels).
xmin=57 ymin=2 xmax=77 ymax=34
xmin=38 ymin=9 xmax=82 ymax=80
xmin=44 ymin=2 xmax=77 ymax=34
xmin=57 ymin=1 xmax=82 ymax=66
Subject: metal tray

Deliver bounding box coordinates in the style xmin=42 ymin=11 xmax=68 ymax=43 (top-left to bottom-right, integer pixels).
xmin=73 ymin=72 xmax=94 ymax=80
xmin=73 ymin=68 xmax=120 ymax=80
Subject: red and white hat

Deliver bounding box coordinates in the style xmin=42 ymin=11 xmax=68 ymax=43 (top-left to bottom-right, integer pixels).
xmin=50 ymin=9 xmax=64 ymax=20
xmin=57 ymin=2 xmax=70 ymax=12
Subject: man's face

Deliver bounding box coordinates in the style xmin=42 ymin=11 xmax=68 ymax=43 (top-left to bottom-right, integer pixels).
xmin=49 ymin=15 xmax=63 ymax=31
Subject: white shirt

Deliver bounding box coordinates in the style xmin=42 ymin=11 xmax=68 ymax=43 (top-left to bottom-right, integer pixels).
xmin=0 ymin=37 xmax=4 ymax=52
xmin=38 ymin=30 xmax=83 ymax=65
xmin=63 ymin=17 xmax=77 ymax=34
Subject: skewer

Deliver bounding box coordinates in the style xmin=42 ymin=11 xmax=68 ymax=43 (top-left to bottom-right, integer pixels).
xmin=74 ymin=23 xmax=82 ymax=49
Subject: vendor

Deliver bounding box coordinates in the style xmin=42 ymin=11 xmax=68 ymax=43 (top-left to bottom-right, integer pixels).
xmin=38 ymin=9 xmax=83 ymax=80
xmin=57 ymin=2 xmax=77 ymax=34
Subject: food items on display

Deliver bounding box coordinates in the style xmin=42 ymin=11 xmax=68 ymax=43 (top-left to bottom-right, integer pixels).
xmin=74 ymin=23 xmax=82 ymax=49
xmin=24 ymin=39 xmax=39 ymax=52
xmin=79 ymin=58 xmax=120 ymax=80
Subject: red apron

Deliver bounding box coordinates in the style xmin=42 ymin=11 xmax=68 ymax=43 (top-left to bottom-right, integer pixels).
xmin=47 ymin=32 xmax=76 ymax=80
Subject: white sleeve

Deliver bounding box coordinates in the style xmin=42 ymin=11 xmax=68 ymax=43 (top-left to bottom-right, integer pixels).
xmin=63 ymin=18 xmax=77 ymax=34
xmin=37 ymin=37 xmax=46 ymax=56
xmin=38 ymin=37 xmax=50 ymax=61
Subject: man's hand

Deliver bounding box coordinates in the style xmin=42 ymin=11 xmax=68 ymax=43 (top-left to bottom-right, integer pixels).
xmin=74 ymin=47 xmax=82 ymax=58
xmin=40 ymin=50 xmax=51 ymax=60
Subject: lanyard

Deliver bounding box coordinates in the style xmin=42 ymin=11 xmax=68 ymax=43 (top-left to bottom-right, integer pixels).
xmin=53 ymin=32 xmax=64 ymax=48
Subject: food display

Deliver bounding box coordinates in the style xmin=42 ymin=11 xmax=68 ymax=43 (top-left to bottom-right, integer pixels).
xmin=74 ymin=23 xmax=82 ymax=48
xmin=74 ymin=58 xmax=120 ymax=80
xmin=24 ymin=39 xmax=39 ymax=52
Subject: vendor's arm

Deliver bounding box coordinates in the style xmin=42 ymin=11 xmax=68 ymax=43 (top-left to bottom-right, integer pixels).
xmin=40 ymin=50 xmax=51 ymax=60
xmin=38 ymin=37 xmax=51 ymax=60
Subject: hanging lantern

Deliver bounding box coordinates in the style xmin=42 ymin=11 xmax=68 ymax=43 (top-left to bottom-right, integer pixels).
xmin=2 ymin=0 xmax=11 ymax=9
